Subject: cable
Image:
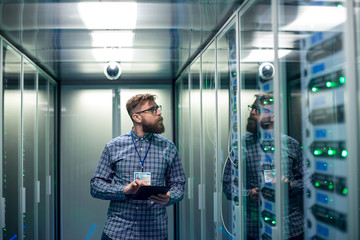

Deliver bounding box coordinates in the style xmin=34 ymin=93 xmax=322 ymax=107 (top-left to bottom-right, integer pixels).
xmin=220 ymin=146 xmax=238 ymax=239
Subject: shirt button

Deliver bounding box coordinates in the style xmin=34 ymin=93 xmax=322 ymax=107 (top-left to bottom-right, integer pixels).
xmin=136 ymin=207 xmax=138 ymax=210
xmin=135 ymin=221 xmax=137 ymax=224
xmin=140 ymin=148 xmax=143 ymax=151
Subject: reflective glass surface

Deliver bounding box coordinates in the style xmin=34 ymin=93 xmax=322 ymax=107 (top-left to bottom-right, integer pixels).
xmin=201 ymin=42 xmax=217 ymax=239
xmin=2 ymin=43 xmax=21 ymax=240
xmin=217 ymin=21 xmax=238 ymax=240
xmin=23 ymin=60 xmax=37 ymax=239
xmin=190 ymin=58 xmax=201 ymax=240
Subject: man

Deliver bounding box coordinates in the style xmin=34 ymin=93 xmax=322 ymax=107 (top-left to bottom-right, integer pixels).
xmin=223 ymin=94 xmax=304 ymax=240
xmin=90 ymin=93 xmax=186 ymax=240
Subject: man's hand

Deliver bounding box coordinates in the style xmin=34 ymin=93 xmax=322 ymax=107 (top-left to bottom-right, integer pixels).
xmin=249 ymin=187 xmax=259 ymax=201
xmin=123 ymin=180 xmax=149 ymax=195
xmin=148 ymin=192 xmax=171 ymax=206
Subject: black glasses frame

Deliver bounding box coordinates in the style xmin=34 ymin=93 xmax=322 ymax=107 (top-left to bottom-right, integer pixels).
xmin=135 ymin=105 xmax=162 ymax=115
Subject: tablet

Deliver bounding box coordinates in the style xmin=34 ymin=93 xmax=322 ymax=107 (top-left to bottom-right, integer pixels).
xmin=130 ymin=186 xmax=170 ymax=200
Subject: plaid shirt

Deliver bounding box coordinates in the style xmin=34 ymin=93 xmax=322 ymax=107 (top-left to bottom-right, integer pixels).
xmin=223 ymin=132 xmax=304 ymax=239
xmin=90 ymin=130 xmax=186 ymax=240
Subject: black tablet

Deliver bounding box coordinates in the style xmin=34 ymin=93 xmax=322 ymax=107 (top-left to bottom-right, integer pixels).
xmin=130 ymin=186 xmax=170 ymax=200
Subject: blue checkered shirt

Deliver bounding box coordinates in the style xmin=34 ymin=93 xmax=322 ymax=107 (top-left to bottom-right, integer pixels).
xmin=223 ymin=132 xmax=304 ymax=239
xmin=90 ymin=130 xmax=186 ymax=240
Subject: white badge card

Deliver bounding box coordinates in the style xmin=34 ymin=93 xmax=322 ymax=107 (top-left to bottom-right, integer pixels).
xmin=134 ymin=172 xmax=151 ymax=185
xmin=264 ymin=169 xmax=275 ymax=183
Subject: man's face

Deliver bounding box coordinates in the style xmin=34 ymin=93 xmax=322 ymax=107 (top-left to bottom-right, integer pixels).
xmin=135 ymin=100 xmax=165 ymax=134
xmin=246 ymin=100 xmax=273 ymax=133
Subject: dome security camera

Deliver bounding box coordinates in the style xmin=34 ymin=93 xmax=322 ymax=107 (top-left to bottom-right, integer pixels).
xmin=104 ymin=61 xmax=121 ymax=80
xmin=258 ymin=62 xmax=275 ymax=81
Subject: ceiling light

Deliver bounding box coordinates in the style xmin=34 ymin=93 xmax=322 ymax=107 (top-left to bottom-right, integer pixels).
xmin=91 ymin=31 xmax=134 ymax=48
xmin=77 ymin=2 xmax=138 ymax=29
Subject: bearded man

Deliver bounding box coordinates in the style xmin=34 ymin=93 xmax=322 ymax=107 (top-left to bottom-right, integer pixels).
xmin=90 ymin=94 xmax=186 ymax=240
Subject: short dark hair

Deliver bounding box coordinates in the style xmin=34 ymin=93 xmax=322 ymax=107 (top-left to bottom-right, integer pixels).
xmin=126 ymin=93 xmax=157 ymax=118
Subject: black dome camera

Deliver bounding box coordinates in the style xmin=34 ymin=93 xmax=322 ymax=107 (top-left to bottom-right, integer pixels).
xmin=104 ymin=61 xmax=121 ymax=80
xmin=258 ymin=62 xmax=275 ymax=81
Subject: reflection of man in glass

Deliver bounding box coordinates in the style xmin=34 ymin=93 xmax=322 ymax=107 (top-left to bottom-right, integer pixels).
xmin=223 ymin=94 xmax=304 ymax=240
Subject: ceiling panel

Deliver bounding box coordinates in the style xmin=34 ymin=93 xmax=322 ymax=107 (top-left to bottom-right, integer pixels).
xmin=0 ymin=0 xmax=242 ymax=84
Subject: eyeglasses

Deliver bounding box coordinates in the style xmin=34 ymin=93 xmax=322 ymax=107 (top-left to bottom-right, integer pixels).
xmin=248 ymin=105 xmax=272 ymax=114
xmin=135 ymin=105 xmax=162 ymax=115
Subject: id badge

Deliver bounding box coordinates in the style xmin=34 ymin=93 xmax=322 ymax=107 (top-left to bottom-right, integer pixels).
xmin=134 ymin=172 xmax=151 ymax=185
xmin=264 ymin=169 xmax=275 ymax=183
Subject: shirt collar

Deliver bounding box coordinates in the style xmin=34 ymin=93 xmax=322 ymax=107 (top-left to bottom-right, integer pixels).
xmin=131 ymin=128 xmax=153 ymax=141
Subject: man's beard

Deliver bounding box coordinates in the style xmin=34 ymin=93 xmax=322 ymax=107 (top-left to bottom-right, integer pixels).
xmin=246 ymin=117 xmax=257 ymax=133
xmin=246 ymin=116 xmax=273 ymax=133
xmin=141 ymin=117 xmax=165 ymax=134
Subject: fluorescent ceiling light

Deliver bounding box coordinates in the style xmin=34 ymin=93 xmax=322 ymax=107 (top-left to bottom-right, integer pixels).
xmin=77 ymin=2 xmax=138 ymax=29
xmin=280 ymin=5 xmax=346 ymax=32
xmin=92 ymin=48 xmax=134 ymax=62
xmin=91 ymin=31 xmax=135 ymax=48
xmin=241 ymin=49 xmax=291 ymax=62
xmin=78 ymin=3 xmax=137 ymax=62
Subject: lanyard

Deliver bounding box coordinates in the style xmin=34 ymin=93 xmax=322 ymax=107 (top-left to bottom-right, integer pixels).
xmin=131 ymin=132 xmax=152 ymax=172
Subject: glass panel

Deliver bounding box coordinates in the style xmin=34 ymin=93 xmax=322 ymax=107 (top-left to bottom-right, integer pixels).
xmin=278 ymin=1 xmax=348 ymax=239
xmin=201 ymin=41 xmax=217 ymax=239
xmin=38 ymin=73 xmax=48 ymax=240
xmin=190 ymin=58 xmax=201 ymax=240
xmin=239 ymin=1 xmax=279 ymax=239
xmin=178 ymin=71 xmax=191 ymax=240
xmin=217 ymin=22 xmax=238 ymax=239
xmin=48 ymin=82 xmax=56 ymax=239
xmin=2 ymin=44 xmax=21 ymax=239
xmin=23 ymin=60 xmax=37 ymax=239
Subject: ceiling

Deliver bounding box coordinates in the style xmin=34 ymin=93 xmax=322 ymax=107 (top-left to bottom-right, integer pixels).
xmin=0 ymin=0 xmax=242 ymax=84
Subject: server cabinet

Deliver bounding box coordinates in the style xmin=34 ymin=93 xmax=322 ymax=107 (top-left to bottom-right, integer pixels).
xmin=1 ymin=39 xmax=57 ymax=240
xmin=301 ymin=26 xmax=348 ymax=240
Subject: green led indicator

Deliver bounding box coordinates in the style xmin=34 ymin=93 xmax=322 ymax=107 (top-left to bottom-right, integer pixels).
xmin=341 ymin=150 xmax=348 ymax=157
xmin=314 ymin=150 xmax=323 ymax=156
xmin=272 ymin=220 xmax=276 ymax=225
xmin=269 ymin=98 xmax=274 ymax=102
xmin=265 ymin=217 xmax=270 ymax=221
xmin=271 ymin=147 xmax=275 ymax=151
xmin=328 ymin=184 xmax=334 ymax=190
xmin=315 ymin=182 xmax=320 ymax=187
xmin=312 ymin=87 xmax=319 ymax=92
xmin=263 ymin=101 xmax=268 ymax=105
xmin=328 ymin=149 xmax=337 ymax=156
xmin=339 ymin=76 xmax=346 ymax=83
xmin=330 ymin=199 xmax=334 ymax=202
xmin=264 ymin=147 xmax=269 ymax=151
xmin=342 ymin=188 xmax=348 ymax=195
xmin=326 ymin=81 xmax=339 ymax=88
xmin=337 ymin=3 xmax=344 ymax=8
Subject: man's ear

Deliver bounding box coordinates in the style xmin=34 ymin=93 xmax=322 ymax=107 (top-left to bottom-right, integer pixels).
xmin=132 ymin=113 xmax=142 ymax=123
